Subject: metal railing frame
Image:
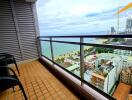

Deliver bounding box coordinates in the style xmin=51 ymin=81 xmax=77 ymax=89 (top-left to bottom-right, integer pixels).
xmin=38 ymin=34 xmax=132 ymax=100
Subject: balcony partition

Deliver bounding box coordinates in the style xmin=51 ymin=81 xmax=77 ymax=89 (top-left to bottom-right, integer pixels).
xmin=0 ymin=0 xmax=39 ymax=62
xmin=38 ymin=34 xmax=132 ymax=100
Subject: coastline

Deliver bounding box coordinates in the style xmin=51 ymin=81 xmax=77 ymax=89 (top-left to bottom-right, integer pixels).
xmin=54 ymin=38 xmax=108 ymax=61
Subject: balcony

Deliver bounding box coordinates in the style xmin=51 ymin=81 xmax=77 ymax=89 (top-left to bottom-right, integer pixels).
xmin=0 ymin=0 xmax=132 ymax=100
xmin=2 ymin=35 xmax=132 ymax=100
xmin=38 ymin=35 xmax=132 ymax=100
xmin=0 ymin=60 xmax=79 ymax=100
xmin=0 ymin=34 xmax=132 ymax=100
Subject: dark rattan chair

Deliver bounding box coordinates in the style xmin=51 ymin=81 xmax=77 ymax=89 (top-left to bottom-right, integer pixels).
xmin=0 ymin=66 xmax=27 ymax=100
xmin=0 ymin=53 xmax=20 ymax=75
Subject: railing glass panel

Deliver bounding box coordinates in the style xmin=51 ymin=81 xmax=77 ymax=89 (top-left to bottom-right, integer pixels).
xmin=82 ymin=45 xmax=132 ymax=95
xmin=53 ymin=42 xmax=81 ymax=77
xmin=40 ymin=41 xmax=52 ymax=59
xmin=84 ymin=37 xmax=127 ymax=45
xmin=53 ymin=38 xmax=80 ymax=42
xmin=39 ymin=35 xmax=132 ymax=99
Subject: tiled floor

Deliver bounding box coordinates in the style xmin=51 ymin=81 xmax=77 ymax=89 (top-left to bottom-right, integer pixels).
xmin=0 ymin=60 xmax=79 ymax=100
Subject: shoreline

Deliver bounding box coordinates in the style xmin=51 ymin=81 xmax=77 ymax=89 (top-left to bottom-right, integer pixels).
xmin=55 ymin=39 xmax=107 ymax=60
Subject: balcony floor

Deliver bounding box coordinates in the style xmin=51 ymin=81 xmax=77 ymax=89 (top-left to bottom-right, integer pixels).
xmin=0 ymin=60 xmax=79 ymax=100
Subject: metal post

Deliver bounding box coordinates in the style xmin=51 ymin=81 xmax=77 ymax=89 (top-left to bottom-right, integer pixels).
xmin=80 ymin=37 xmax=84 ymax=86
xmin=107 ymin=74 xmax=109 ymax=94
xmin=50 ymin=37 xmax=54 ymax=62
xmin=37 ymin=38 xmax=42 ymax=57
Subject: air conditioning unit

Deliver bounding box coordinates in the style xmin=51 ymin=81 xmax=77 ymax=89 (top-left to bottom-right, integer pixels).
xmin=25 ymin=0 xmax=37 ymax=3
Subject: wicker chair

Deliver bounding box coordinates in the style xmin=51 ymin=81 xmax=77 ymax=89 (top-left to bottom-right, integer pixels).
xmin=0 ymin=66 xmax=27 ymax=100
xmin=0 ymin=53 xmax=20 ymax=75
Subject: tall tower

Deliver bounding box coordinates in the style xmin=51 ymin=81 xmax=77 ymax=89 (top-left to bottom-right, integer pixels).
xmin=126 ymin=17 xmax=132 ymax=34
xmin=111 ymin=26 xmax=116 ymax=34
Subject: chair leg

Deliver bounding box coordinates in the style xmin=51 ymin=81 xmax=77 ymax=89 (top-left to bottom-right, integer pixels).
xmin=13 ymin=58 xmax=20 ymax=75
xmin=18 ymin=82 xmax=27 ymax=100
xmin=12 ymin=86 xmax=15 ymax=92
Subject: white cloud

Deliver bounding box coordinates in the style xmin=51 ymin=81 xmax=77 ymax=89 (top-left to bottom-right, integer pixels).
xmin=36 ymin=0 xmax=132 ymax=35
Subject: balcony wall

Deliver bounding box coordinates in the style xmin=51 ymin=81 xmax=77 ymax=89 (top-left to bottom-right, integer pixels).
xmin=0 ymin=0 xmax=39 ymax=62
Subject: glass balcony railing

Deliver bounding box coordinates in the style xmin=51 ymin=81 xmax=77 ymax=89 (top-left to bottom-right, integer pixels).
xmin=40 ymin=41 xmax=52 ymax=59
xmin=38 ymin=34 xmax=132 ymax=99
xmin=53 ymin=43 xmax=81 ymax=77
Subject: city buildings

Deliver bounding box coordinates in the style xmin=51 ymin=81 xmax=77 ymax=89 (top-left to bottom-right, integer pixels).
xmin=126 ymin=17 xmax=132 ymax=34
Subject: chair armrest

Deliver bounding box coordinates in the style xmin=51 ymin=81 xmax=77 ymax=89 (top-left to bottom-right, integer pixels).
xmin=0 ymin=53 xmax=12 ymax=57
xmin=0 ymin=56 xmax=7 ymax=64
xmin=0 ymin=76 xmax=19 ymax=82
xmin=0 ymin=66 xmax=17 ymax=76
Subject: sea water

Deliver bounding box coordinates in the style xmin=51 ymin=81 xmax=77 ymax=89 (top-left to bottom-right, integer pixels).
xmin=40 ymin=31 xmax=107 ymax=58
xmin=41 ymin=38 xmax=97 ymax=58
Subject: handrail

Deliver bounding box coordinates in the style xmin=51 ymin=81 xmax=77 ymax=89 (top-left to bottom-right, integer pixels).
xmin=38 ymin=34 xmax=132 ymax=38
xmin=39 ymin=38 xmax=132 ymax=51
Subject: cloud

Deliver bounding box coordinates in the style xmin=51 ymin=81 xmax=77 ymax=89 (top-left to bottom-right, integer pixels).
xmin=36 ymin=0 xmax=131 ymax=36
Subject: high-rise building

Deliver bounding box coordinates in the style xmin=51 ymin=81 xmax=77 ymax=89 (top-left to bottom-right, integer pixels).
xmin=111 ymin=26 xmax=116 ymax=34
xmin=126 ymin=17 xmax=132 ymax=34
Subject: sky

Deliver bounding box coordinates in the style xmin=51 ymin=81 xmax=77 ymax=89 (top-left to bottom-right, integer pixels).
xmin=36 ymin=0 xmax=132 ymax=36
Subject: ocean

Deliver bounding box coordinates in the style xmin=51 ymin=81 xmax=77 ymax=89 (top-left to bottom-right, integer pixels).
xmin=40 ymin=31 xmax=107 ymax=58
xmin=41 ymin=38 xmax=100 ymax=59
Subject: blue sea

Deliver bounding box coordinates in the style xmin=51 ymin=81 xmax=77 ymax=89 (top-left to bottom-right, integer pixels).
xmin=41 ymin=38 xmax=100 ymax=58
xmin=40 ymin=31 xmax=107 ymax=58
